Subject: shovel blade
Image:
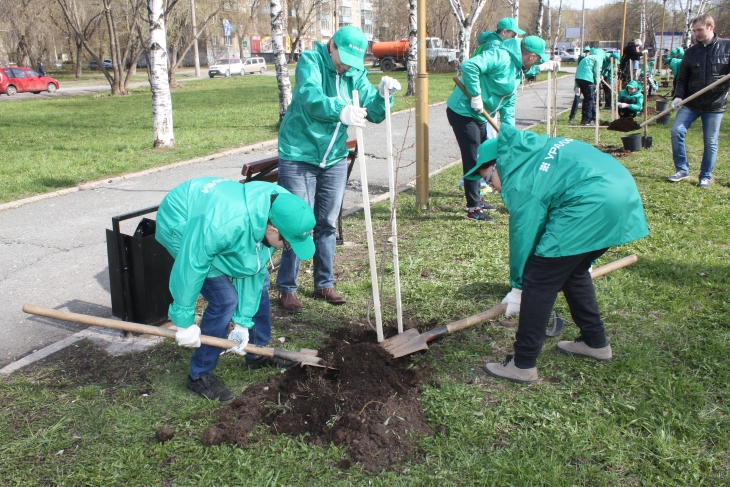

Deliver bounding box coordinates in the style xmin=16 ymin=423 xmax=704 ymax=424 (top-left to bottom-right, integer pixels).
xmin=382 ymin=328 xmax=429 ymax=358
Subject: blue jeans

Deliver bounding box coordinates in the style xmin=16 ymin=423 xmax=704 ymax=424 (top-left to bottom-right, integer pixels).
xmin=189 ymin=273 xmax=272 ymax=379
xmin=671 ymin=106 xmax=724 ymax=180
xmin=276 ymin=158 xmax=348 ymax=293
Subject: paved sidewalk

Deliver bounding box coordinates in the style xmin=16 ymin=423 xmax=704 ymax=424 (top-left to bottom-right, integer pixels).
xmin=0 ymin=73 xmax=575 ymax=368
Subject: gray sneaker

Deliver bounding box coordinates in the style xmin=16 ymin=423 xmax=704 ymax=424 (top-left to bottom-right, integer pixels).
xmin=699 ymin=178 xmax=711 ymax=188
xmin=483 ymin=355 xmax=538 ymax=384
xmin=556 ymin=338 xmax=612 ymax=362
xmin=666 ymin=171 xmax=689 ymax=182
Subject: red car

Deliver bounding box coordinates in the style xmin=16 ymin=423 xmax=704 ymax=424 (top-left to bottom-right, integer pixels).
xmin=0 ymin=67 xmax=59 ymax=96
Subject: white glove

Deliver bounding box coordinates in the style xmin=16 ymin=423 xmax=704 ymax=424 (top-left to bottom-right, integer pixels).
xmin=538 ymin=61 xmax=555 ymax=72
xmin=339 ymin=104 xmax=367 ymax=127
xmin=378 ymin=76 xmax=401 ymax=97
xmin=227 ymin=324 xmax=250 ymax=355
xmin=574 ymin=87 xmax=580 ymax=95
xmin=175 ymin=325 xmax=201 ymax=348
xmin=672 ymin=97 xmax=682 ymax=110
xmin=470 ymin=96 xmax=483 ymax=112
xmin=618 ymin=103 xmax=629 ymax=108
xmin=501 ymin=288 xmax=522 ymax=318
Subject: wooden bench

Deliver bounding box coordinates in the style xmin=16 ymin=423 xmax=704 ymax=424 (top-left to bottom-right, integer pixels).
xmin=240 ymin=138 xmax=358 ymax=245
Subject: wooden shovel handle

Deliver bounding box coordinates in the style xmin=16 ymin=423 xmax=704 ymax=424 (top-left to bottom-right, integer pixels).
xmin=453 ymin=76 xmax=500 ymax=133
xmin=22 ymin=304 xmax=321 ymax=364
xmin=590 ymin=254 xmax=637 ymax=278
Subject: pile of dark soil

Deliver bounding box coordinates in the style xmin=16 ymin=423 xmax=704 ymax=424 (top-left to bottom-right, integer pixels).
xmin=206 ymin=329 xmax=433 ymax=473
xmin=598 ymin=145 xmax=633 ymax=158
xmin=607 ymin=117 xmax=641 ymax=132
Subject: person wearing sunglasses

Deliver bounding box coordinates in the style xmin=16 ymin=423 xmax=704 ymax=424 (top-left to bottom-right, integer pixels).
xmin=463 ymin=125 xmax=649 ymax=384
xmin=155 ymin=178 xmax=316 ymax=401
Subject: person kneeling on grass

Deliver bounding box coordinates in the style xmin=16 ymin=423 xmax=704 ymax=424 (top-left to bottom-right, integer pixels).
xmin=617 ymin=80 xmax=644 ymax=118
xmin=463 ymin=126 xmax=649 ymax=384
xmin=155 ymin=178 xmax=316 ymax=401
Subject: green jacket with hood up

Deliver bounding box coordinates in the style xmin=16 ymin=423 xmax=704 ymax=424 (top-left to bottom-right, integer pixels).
xmin=495 ymin=126 xmax=649 ymax=289
xmin=618 ymin=80 xmax=644 ymax=115
xmin=156 ymin=178 xmax=289 ymax=329
xmin=471 ymin=31 xmax=503 ymax=57
xmin=446 ymin=38 xmax=523 ymax=126
xmin=278 ymin=42 xmax=389 ymax=168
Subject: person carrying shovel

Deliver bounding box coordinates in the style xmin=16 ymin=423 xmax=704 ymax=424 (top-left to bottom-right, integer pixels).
xmin=276 ymin=25 xmax=401 ymax=313
xmin=446 ymin=36 xmax=551 ymax=223
xmin=155 ymin=177 xmax=316 ymax=401
xmin=617 ymin=80 xmax=644 ymax=118
xmin=462 ymin=125 xmax=649 ymax=384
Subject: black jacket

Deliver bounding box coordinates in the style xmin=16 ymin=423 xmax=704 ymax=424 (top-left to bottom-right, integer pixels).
xmin=619 ymin=41 xmax=643 ymax=72
xmin=675 ymin=35 xmax=730 ymax=112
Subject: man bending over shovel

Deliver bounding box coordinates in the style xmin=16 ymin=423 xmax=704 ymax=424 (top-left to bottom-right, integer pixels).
xmin=155 ymin=178 xmax=316 ymax=401
xmin=463 ymin=126 xmax=649 ymax=384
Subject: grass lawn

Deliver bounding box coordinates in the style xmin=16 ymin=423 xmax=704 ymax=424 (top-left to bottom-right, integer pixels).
xmin=0 ymin=71 xmax=463 ymax=204
xmin=1 ymin=109 xmax=729 ymax=484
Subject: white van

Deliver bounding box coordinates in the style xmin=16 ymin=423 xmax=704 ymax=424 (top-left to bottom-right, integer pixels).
xmin=208 ymin=58 xmax=243 ymax=77
xmin=242 ymin=57 xmax=267 ymax=75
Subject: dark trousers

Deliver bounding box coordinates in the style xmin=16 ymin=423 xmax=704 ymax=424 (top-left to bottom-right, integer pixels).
xmin=601 ymin=82 xmax=612 ymax=108
xmin=513 ymin=248 xmax=609 ymax=369
xmin=569 ymin=94 xmax=582 ymax=121
xmin=447 ymin=107 xmax=486 ymax=209
xmin=576 ymin=79 xmax=596 ymax=122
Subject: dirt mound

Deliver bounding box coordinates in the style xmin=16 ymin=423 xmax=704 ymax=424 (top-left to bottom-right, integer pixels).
xmin=209 ymin=330 xmax=433 ymax=472
xmin=598 ymin=144 xmax=633 ymax=158
xmin=607 ymin=117 xmax=641 ymax=132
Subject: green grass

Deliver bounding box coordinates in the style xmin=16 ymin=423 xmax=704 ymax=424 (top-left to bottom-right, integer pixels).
xmin=1 ymin=108 xmax=729 ymax=484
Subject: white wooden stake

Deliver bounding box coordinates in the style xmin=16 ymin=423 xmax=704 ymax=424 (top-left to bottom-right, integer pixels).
xmin=546 ymin=68 xmax=552 ymax=136
xmin=353 ymin=91 xmax=384 ymax=342
xmin=384 ymin=91 xmax=403 ymax=334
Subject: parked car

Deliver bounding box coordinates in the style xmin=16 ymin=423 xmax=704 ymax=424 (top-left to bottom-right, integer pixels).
xmin=242 ymin=57 xmax=267 ymax=75
xmin=208 ymin=58 xmax=243 ymax=77
xmin=0 ymin=67 xmax=60 ymax=96
xmin=604 ymin=48 xmax=620 ymax=56
xmin=89 ymin=59 xmax=113 ymax=70
xmin=549 ymin=49 xmax=579 ymax=62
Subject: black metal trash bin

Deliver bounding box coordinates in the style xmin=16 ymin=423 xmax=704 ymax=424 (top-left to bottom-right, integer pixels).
xmin=106 ymin=206 xmax=174 ymax=325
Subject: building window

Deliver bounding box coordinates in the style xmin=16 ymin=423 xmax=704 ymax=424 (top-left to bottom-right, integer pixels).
xmin=212 ymin=35 xmax=219 ymax=46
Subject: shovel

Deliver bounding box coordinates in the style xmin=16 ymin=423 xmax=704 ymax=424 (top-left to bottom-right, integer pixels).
xmin=608 ymin=71 xmax=730 ymax=132
xmin=452 ymin=76 xmax=500 ymax=133
xmin=383 ymin=254 xmax=639 ymax=358
xmin=22 ymin=304 xmax=325 ymax=367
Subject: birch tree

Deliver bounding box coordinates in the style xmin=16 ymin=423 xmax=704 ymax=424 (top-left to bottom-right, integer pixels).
xmin=288 ymin=0 xmax=326 ymax=63
xmin=148 ymin=0 xmax=174 ymax=147
xmin=553 ymin=0 xmax=563 ymax=51
xmin=271 ymin=0 xmax=291 ymax=120
xmin=406 ymin=0 xmax=417 ymax=96
xmin=536 ymin=0 xmax=544 ymax=37
xmin=448 ymin=0 xmax=489 ymax=65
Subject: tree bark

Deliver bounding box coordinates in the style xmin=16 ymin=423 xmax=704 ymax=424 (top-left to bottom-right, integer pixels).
xmin=148 ymin=0 xmax=175 ymax=148
xmin=536 ymin=0 xmax=544 ymax=37
xmin=406 ymin=0 xmax=417 ymax=96
xmin=448 ymin=0 xmax=487 ymax=68
xmin=553 ymin=0 xmax=563 ymax=51
xmin=271 ymin=0 xmax=292 ymax=121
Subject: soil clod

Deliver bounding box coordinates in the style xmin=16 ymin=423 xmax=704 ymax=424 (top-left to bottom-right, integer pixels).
xmin=156 ymin=428 xmax=175 ymax=443
xmin=211 ymin=330 xmax=433 ymax=472
xmin=200 ymin=427 xmax=225 ymax=446
xmin=607 ymin=117 xmax=641 ymax=132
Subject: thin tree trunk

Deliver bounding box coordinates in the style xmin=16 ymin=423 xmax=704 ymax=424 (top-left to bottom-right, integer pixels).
xmin=553 ymin=0 xmax=563 ymax=51
xmin=271 ymin=0 xmax=291 ymax=121
xmin=536 ymin=0 xmax=544 ymax=37
xmin=448 ymin=0 xmax=487 ymax=69
xmin=148 ymin=0 xmax=175 ymax=148
xmin=513 ymin=0 xmax=519 ymax=24
xmin=75 ymin=40 xmax=83 ymax=77
xmin=406 ymin=0 xmax=417 ymax=96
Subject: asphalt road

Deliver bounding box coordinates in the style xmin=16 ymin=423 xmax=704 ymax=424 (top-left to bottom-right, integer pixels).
xmin=0 ymin=72 xmax=576 ymax=368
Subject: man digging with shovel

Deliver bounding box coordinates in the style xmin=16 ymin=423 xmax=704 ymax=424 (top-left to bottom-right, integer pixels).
xmin=155 ymin=178 xmax=316 ymax=401
xmin=463 ymin=126 xmax=649 ymax=384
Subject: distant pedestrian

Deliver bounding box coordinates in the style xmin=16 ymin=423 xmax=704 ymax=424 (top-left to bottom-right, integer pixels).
xmin=667 ymin=14 xmax=730 ymax=188
xmin=38 ymin=62 xmax=45 ymax=76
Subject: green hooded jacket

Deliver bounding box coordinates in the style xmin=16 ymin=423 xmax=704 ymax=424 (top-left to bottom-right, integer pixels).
xmin=495 ymin=126 xmax=649 ymax=289
xmin=278 ymin=42 xmax=388 ymax=168
xmin=618 ymin=80 xmax=644 ymax=115
xmin=575 ymin=53 xmax=602 ymax=84
xmin=156 ymin=178 xmax=290 ymax=329
xmin=446 ymin=38 xmax=523 ymax=126
xmin=471 ymin=31 xmax=503 ymax=57
xmin=669 ymin=58 xmax=683 ymax=78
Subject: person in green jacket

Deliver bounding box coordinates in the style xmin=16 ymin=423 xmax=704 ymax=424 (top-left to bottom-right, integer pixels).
xmin=666 ymin=47 xmax=684 ymax=96
xmin=600 ymin=52 xmax=619 ymax=109
xmin=574 ymin=48 xmax=604 ymax=125
xmin=155 ymin=178 xmax=316 ymax=401
xmin=471 ymin=17 xmax=526 ymax=58
xmin=446 ymin=36 xmax=549 ymax=222
xmin=463 ymin=126 xmax=649 ymax=384
xmin=276 ymin=26 xmax=400 ymax=313
xmin=617 ymin=80 xmax=644 ymax=118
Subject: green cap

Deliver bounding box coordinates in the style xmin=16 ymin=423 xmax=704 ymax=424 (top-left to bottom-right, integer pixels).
xmin=464 ymin=138 xmax=499 ymax=181
xmin=497 ymin=17 xmax=525 ymax=36
xmin=332 ymin=26 xmax=368 ymax=71
xmin=269 ymin=193 xmax=316 ymax=260
xmin=612 ymin=52 xmax=620 ymax=60
xmin=522 ymin=36 xmax=550 ymax=63
xmin=583 ymin=46 xmax=591 ymax=52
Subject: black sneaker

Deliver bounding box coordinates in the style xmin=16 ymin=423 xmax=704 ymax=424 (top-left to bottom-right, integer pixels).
xmin=479 ymin=197 xmax=497 ymax=211
xmin=568 ymin=118 xmax=575 ymax=125
xmin=246 ymin=354 xmax=296 ymax=370
xmin=466 ymin=207 xmax=494 ymax=223
xmin=186 ymin=374 xmax=235 ymax=401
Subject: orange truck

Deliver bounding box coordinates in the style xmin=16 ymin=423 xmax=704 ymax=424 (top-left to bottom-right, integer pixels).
xmin=371 ymin=37 xmax=458 ymax=72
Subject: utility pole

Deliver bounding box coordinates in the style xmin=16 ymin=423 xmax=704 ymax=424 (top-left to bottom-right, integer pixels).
xmin=191 ymin=0 xmax=200 ymax=77
xmin=580 ymin=0 xmax=585 ymax=51
xmin=415 ymin=0 xmax=428 ymax=209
